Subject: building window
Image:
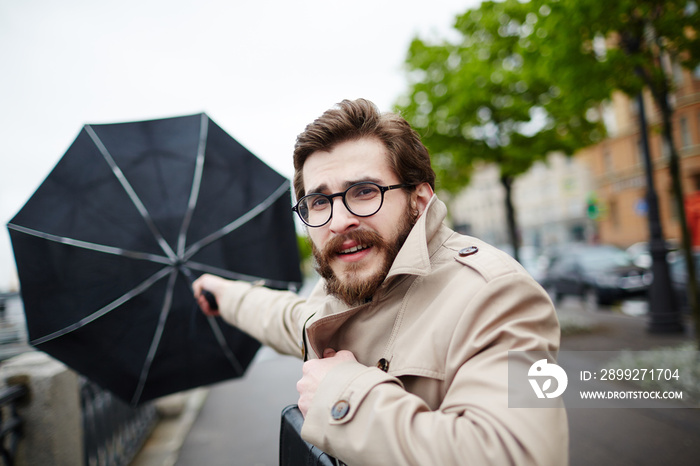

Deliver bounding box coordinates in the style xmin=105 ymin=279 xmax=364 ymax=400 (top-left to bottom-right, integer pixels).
xmin=636 ymin=138 xmax=645 ymax=165
xmin=692 ymin=173 xmax=700 ymax=192
xmin=659 ymin=136 xmax=671 ymax=160
xmin=672 ymin=62 xmax=685 ymax=86
xmin=669 ymin=188 xmax=679 ymax=221
xmin=680 ymin=116 xmax=691 ymax=148
xmin=664 ymin=137 xmax=671 ymax=159
xmin=603 ymin=148 xmax=613 ymax=172
xmin=609 ymin=198 xmax=619 ymax=230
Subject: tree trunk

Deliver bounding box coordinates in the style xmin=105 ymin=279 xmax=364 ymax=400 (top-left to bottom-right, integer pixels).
xmin=657 ymin=90 xmax=699 ymax=347
xmin=634 ymin=49 xmax=696 ymax=343
xmin=500 ymin=174 xmax=520 ymax=263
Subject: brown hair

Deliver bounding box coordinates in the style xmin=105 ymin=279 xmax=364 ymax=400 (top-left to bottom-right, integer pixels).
xmin=292 ymin=98 xmax=436 ymax=201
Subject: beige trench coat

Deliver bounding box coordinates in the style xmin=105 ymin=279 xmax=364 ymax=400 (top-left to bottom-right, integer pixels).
xmin=217 ymin=196 xmax=568 ymax=465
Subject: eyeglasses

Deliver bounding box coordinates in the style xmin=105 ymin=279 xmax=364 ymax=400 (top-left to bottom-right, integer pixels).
xmin=292 ymin=182 xmax=412 ymax=227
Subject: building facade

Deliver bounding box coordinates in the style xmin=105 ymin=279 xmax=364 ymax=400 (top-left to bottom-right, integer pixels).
xmin=449 ymin=152 xmax=594 ymax=251
xmin=579 ymin=66 xmax=700 ymax=248
xmin=449 ymin=66 xmax=700 ymax=253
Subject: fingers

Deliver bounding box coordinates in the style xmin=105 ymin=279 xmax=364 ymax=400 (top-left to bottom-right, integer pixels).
xmin=192 ymin=274 xmax=223 ymax=316
xmin=322 ymin=348 xmax=359 ymax=361
xmin=191 ymin=274 xmax=206 ymax=298
xmin=198 ymin=296 xmax=220 ymax=317
xmin=331 ymin=349 xmax=357 ymax=362
xmin=297 ymin=350 xmax=359 ymax=417
xmin=296 ymin=367 xmax=317 ymax=417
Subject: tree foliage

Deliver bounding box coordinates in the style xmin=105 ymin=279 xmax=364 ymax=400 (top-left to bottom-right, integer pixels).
xmin=531 ymin=0 xmax=700 ymax=343
xmin=535 ymin=0 xmax=700 ymax=97
xmin=399 ymin=0 xmax=700 ymax=338
xmin=396 ymin=0 xmax=608 ymax=258
xmin=398 ymin=0 xmax=613 ymax=190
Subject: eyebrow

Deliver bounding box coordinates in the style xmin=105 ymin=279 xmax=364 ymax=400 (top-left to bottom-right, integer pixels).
xmin=306 ymin=177 xmax=385 ymax=195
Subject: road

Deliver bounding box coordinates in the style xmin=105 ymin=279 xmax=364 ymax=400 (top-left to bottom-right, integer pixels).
xmin=170 ymin=297 xmax=699 ymax=466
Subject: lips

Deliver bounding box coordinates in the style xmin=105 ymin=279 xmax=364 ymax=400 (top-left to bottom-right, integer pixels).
xmin=338 ymin=244 xmax=371 ymax=255
xmin=316 ymin=229 xmax=384 ymax=265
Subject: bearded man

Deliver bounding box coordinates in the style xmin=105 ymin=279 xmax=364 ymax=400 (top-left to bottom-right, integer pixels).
xmin=193 ymin=98 xmax=568 ymax=465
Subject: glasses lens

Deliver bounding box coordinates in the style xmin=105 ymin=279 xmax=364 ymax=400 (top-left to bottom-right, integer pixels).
xmin=299 ymin=194 xmax=331 ymax=226
xmin=346 ymin=183 xmax=383 ymax=216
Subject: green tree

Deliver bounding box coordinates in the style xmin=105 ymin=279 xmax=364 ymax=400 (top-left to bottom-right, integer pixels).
xmin=297 ymin=233 xmax=314 ymax=278
xmin=396 ymin=0 xmax=606 ymax=262
xmin=532 ymin=0 xmax=700 ymax=342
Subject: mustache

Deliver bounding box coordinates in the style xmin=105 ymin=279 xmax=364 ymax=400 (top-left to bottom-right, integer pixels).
xmin=318 ymin=229 xmax=387 ymax=260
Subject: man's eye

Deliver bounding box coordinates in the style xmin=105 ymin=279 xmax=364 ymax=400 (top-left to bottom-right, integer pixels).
xmin=353 ymin=187 xmax=379 ymax=199
xmin=310 ymin=197 xmax=329 ymax=209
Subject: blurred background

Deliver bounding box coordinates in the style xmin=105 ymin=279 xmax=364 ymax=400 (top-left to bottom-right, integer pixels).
xmin=1 ymin=1 xmax=700 ymax=465
xmin=0 ymin=0 xmax=472 ymax=291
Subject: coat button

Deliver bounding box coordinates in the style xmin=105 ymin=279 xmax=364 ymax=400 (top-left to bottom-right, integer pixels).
xmin=331 ymin=400 xmax=350 ymax=420
xmin=377 ymin=358 xmax=389 ymax=372
xmin=459 ymin=246 xmax=478 ymax=257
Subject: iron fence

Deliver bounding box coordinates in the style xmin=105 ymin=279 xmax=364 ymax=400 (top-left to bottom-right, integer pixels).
xmin=80 ymin=378 xmax=158 ymax=466
xmin=0 ymin=384 xmax=27 ymax=466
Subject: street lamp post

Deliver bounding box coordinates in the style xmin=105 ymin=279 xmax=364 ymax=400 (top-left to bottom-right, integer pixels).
xmin=636 ymin=92 xmax=684 ymax=333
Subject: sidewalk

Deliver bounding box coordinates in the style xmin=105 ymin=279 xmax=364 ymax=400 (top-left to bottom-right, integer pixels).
xmin=131 ymin=346 xmax=301 ymax=466
xmin=131 ymin=300 xmax=699 ymax=466
xmin=558 ymin=299 xmax=699 ymax=466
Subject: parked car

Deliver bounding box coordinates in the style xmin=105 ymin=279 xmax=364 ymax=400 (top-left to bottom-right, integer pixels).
xmin=496 ymin=244 xmax=548 ymax=283
xmin=543 ymin=244 xmax=652 ymax=309
xmin=668 ymin=251 xmax=700 ymax=313
xmin=625 ymin=240 xmax=679 ymax=269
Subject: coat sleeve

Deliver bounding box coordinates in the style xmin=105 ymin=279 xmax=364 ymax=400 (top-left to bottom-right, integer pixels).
xmin=217 ymin=280 xmax=312 ymax=358
xmin=301 ymin=272 xmax=569 ymax=466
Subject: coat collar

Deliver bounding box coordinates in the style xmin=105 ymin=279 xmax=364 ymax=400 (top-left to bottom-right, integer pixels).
xmin=310 ymin=193 xmax=449 ymax=305
xmin=385 ymin=194 xmax=449 ymax=279
xmin=303 ymin=194 xmax=451 ymax=360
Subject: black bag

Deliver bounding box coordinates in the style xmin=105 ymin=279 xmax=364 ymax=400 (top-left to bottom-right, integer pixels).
xmin=279 ymin=405 xmax=344 ymax=466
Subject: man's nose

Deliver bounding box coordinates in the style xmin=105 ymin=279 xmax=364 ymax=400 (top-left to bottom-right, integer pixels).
xmin=328 ymin=198 xmax=359 ymax=233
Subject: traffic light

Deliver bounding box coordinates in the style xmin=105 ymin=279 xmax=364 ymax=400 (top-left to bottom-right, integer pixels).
xmin=586 ymin=193 xmax=599 ymax=220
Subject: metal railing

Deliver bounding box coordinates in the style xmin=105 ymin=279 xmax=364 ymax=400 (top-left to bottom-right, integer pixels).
xmin=80 ymin=378 xmax=158 ymax=466
xmin=1 ymin=293 xmax=158 ymax=465
xmin=0 ymin=384 xmax=27 ymax=466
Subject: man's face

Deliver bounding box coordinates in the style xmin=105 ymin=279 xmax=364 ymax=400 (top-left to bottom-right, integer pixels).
xmin=302 ymin=138 xmax=418 ymax=305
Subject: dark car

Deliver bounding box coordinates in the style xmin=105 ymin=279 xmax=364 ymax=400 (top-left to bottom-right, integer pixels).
xmin=543 ymin=244 xmax=652 ymax=309
xmin=668 ymin=251 xmax=700 ymax=313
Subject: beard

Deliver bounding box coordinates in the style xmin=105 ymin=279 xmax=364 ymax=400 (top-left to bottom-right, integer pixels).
xmin=312 ymin=204 xmax=419 ymax=306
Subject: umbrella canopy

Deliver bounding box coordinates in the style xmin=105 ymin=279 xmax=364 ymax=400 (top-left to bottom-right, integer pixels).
xmin=8 ymin=113 xmax=302 ymax=405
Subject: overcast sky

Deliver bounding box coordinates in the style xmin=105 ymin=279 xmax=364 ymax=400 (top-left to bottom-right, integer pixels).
xmin=0 ymin=0 xmax=479 ymax=290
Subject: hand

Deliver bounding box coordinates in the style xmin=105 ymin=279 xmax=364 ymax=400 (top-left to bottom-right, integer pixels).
xmin=192 ymin=274 xmax=230 ymax=317
xmin=297 ymin=348 xmax=358 ymax=417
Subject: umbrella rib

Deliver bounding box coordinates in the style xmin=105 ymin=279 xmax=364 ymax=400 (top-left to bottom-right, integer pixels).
xmin=183 ymin=181 xmax=291 ymax=261
xmin=31 ymin=266 xmax=173 ymax=346
xmin=206 ymin=317 xmax=245 ymax=375
xmin=131 ymin=268 xmax=178 ymax=405
xmin=186 ymin=261 xmax=299 ymax=291
xmin=85 ymin=124 xmax=178 ymax=262
xmin=7 ymin=223 xmax=171 ymax=265
xmin=177 ymin=114 xmax=209 ymax=258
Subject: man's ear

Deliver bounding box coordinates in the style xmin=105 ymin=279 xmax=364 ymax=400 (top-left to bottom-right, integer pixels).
xmin=412 ymin=182 xmax=434 ymax=215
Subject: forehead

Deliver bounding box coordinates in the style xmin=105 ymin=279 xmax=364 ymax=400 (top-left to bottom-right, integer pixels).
xmin=302 ymin=138 xmax=397 ymax=193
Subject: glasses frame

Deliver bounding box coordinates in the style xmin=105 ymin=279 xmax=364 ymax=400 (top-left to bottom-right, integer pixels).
xmin=292 ymin=181 xmax=412 ymax=228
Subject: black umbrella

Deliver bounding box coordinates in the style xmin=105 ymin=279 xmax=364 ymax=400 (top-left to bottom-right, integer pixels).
xmin=7 ymin=113 xmax=302 ymax=405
